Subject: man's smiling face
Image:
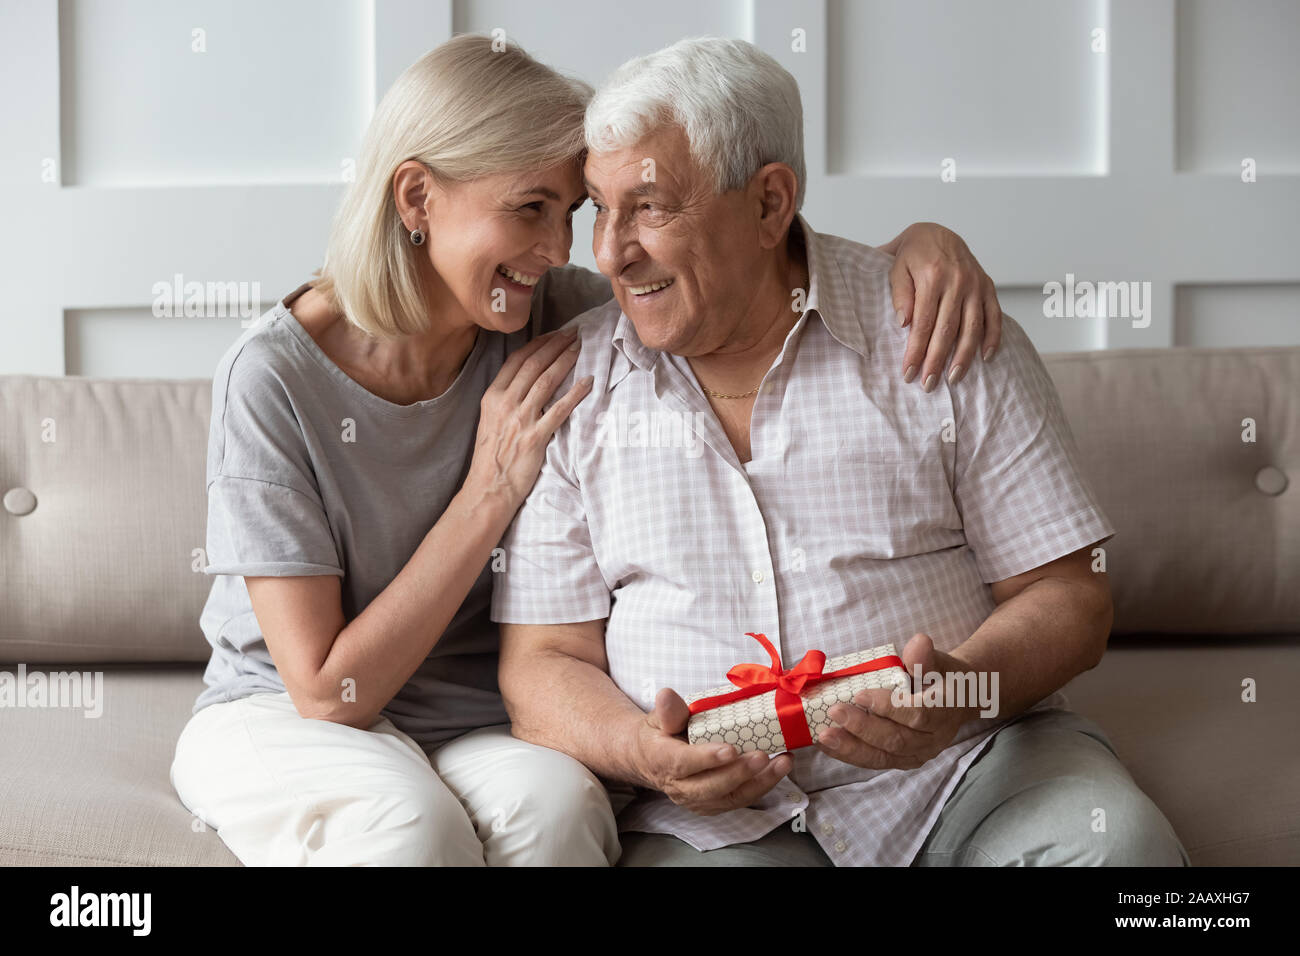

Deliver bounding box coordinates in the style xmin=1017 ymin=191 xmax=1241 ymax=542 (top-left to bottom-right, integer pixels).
xmin=584 ymin=124 xmax=763 ymax=356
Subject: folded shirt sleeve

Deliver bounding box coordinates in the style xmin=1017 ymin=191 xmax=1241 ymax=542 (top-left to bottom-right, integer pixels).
xmin=202 ymin=339 xmax=343 ymax=578
xmin=950 ymin=314 xmax=1116 ymax=583
xmin=205 ymin=475 xmax=342 ymax=577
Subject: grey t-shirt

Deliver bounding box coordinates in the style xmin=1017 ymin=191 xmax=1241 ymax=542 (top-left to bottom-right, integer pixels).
xmin=194 ymin=265 xmax=612 ymax=750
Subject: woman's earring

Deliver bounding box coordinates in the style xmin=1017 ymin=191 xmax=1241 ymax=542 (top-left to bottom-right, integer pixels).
xmin=409 ymin=227 xmax=425 ymax=246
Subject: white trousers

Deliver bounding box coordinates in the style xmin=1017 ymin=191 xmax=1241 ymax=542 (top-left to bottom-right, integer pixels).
xmin=170 ymin=691 xmax=621 ymax=866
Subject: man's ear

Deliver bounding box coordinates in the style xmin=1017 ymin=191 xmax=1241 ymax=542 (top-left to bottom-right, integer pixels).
xmin=752 ymin=162 xmax=799 ymax=250
xmin=392 ymin=160 xmax=436 ymax=232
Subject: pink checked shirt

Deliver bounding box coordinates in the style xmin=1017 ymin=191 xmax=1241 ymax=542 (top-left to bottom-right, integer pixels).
xmin=491 ymin=216 xmax=1115 ymax=866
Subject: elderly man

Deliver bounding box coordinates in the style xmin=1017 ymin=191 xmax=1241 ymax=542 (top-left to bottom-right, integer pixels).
xmin=491 ymin=37 xmax=1188 ymax=867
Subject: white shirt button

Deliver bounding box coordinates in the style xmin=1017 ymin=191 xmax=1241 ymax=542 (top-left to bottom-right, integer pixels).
xmin=751 ymin=570 xmax=764 ymax=583
xmin=834 ymin=840 xmax=846 ymax=853
xmin=787 ymin=792 xmax=800 ymax=803
xmin=763 ymin=382 xmax=774 ymax=395
xmin=821 ymin=822 xmax=834 ymax=835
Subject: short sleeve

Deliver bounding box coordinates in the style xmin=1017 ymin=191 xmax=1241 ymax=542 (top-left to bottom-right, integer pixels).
xmin=203 ymin=336 xmax=343 ymax=578
xmin=950 ymin=314 xmax=1115 ymax=582
xmin=490 ymin=417 xmax=610 ymax=624
xmin=205 ymin=476 xmax=341 ymax=576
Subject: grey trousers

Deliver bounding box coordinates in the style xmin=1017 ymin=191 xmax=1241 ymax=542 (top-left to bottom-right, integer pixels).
xmin=617 ymin=708 xmax=1190 ymax=867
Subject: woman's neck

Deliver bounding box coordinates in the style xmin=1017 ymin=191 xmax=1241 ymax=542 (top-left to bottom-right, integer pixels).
xmin=292 ymin=286 xmax=481 ymax=404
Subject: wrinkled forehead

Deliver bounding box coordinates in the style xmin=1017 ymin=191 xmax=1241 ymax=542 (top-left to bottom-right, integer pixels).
xmin=583 ymin=125 xmax=704 ymax=195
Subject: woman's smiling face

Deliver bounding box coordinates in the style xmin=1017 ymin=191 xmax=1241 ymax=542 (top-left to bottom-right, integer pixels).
xmin=407 ymin=158 xmax=588 ymax=334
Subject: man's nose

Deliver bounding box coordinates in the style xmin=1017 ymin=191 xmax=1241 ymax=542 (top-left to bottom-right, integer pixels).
xmin=593 ymin=214 xmax=633 ymax=280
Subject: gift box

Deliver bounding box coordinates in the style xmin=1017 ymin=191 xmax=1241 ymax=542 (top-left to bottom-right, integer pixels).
xmin=684 ymin=632 xmax=910 ymax=756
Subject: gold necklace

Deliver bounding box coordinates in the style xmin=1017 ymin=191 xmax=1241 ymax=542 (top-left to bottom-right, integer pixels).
xmin=701 ymin=381 xmax=762 ymax=400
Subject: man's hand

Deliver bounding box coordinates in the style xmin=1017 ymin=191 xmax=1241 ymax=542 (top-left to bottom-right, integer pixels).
xmin=814 ymin=632 xmax=982 ymax=771
xmin=634 ymin=688 xmax=794 ymax=815
xmin=882 ymin=222 xmax=1003 ymax=390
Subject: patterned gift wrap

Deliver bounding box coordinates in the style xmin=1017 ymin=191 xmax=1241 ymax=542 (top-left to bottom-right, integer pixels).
xmin=684 ymin=638 xmax=911 ymax=756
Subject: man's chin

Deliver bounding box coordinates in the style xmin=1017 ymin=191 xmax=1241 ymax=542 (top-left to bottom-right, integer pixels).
xmin=624 ymin=314 xmax=687 ymax=353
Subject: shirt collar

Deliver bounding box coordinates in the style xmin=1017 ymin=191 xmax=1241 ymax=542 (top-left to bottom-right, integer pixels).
xmin=610 ymin=311 xmax=656 ymax=386
xmin=607 ymin=214 xmax=870 ymax=391
xmin=795 ymin=214 xmax=870 ymax=359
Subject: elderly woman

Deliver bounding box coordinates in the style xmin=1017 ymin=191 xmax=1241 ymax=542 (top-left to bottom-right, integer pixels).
xmin=169 ymin=33 xmax=1005 ymax=866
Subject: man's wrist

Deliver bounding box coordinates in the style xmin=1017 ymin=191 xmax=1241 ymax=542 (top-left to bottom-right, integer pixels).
xmin=620 ymin=712 xmax=661 ymax=791
xmin=940 ymin=648 xmax=988 ymax=724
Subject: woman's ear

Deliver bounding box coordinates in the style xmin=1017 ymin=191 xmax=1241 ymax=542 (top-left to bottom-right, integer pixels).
xmin=392 ymin=160 xmax=435 ymax=233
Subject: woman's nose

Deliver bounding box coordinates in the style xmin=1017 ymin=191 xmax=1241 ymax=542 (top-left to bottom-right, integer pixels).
xmin=538 ymin=216 xmax=572 ymax=268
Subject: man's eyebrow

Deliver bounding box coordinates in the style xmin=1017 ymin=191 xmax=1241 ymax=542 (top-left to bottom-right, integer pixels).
xmin=581 ymin=180 xmax=661 ymax=200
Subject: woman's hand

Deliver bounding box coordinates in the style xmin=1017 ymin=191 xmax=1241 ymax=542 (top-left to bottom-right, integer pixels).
xmin=465 ymin=328 xmax=593 ymax=513
xmin=880 ymin=222 xmax=1002 ymax=389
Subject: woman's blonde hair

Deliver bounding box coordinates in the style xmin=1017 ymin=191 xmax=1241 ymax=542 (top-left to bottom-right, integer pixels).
xmin=314 ymin=34 xmax=592 ymax=337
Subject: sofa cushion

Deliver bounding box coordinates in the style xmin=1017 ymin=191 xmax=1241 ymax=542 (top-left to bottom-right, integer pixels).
xmin=0 ymin=665 xmax=237 ymax=865
xmin=1 ymin=349 xmax=1296 ymax=663
xmin=2 ymin=643 xmax=1293 ymax=867
xmin=1045 ymin=347 xmax=1299 ymax=635
xmin=1062 ymin=638 xmax=1300 ymax=866
xmin=0 ymin=375 xmax=214 ymax=663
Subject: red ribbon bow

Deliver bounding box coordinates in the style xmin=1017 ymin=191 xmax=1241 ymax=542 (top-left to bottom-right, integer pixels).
xmin=687 ymin=632 xmax=905 ymax=750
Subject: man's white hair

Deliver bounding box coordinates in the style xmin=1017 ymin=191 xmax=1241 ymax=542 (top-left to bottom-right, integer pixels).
xmin=584 ymin=36 xmax=806 ymax=210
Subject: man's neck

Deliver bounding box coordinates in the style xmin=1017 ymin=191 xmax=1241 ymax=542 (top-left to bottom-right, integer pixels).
xmin=687 ymin=228 xmax=810 ymax=394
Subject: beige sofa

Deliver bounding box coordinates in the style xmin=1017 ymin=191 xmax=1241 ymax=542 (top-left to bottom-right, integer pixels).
xmin=2 ymin=345 xmax=1297 ymax=866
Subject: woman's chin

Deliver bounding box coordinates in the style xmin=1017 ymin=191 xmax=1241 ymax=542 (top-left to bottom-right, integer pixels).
xmin=478 ymin=309 xmax=531 ymax=335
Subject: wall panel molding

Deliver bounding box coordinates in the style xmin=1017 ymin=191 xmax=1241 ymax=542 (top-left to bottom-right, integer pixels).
xmin=1 ymin=0 xmax=1297 ymax=377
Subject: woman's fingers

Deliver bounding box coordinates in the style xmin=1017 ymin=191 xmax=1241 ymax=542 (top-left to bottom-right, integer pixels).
xmin=537 ymin=374 xmax=595 ymax=437
xmin=920 ymin=288 xmax=962 ymax=392
xmin=946 ymin=296 xmax=984 ymax=386
xmin=516 ymin=331 xmax=579 ymax=402
xmin=522 ymin=338 xmax=582 ymax=414
xmin=901 ymin=269 xmax=940 ymax=383
xmin=489 ymin=330 xmax=560 ymax=398
xmin=502 ymin=330 xmax=579 ymax=404
xmin=889 ymin=256 xmax=917 ymax=329
xmin=981 ymin=279 xmax=1003 ymax=362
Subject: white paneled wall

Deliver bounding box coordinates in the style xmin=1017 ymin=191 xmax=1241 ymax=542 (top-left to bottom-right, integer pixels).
xmin=1176 ymin=0 xmax=1300 ymax=173
xmin=0 ymin=0 xmax=1296 ymax=378
xmin=1174 ymin=284 xmax=1300 ymax=347
xmin=827 ymin=0 xmax=1108 ymax=176
xmin=59 ymin=0 xmax=374 ymax=186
